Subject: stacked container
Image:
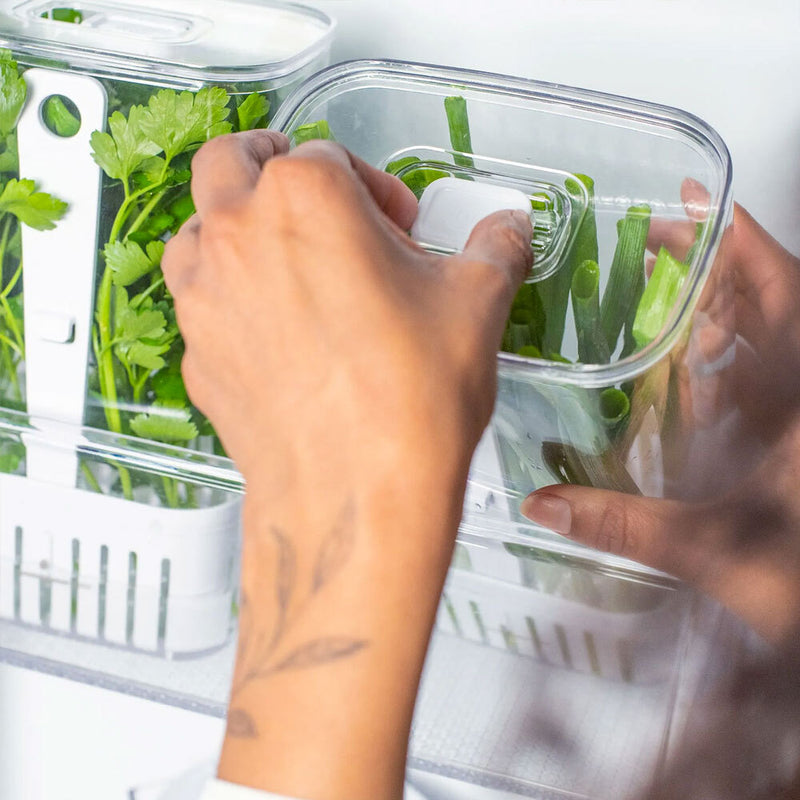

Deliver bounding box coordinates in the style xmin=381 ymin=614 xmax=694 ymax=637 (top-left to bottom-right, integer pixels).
xmin=0 ymin=0 xmax=334 ymax=656
xmin=272 ymin=60 xmax=734 ymax=798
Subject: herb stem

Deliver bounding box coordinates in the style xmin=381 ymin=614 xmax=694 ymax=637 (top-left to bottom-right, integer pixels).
xmin=0 ymin=340 xmax=20 ymax=402
xmin=80 ymin=461 xmax=103 ymax=494
xmin=126 ymin=187 xmax=168 ymax=240
xmin=130 ymin=274 xmax=165 ymax=309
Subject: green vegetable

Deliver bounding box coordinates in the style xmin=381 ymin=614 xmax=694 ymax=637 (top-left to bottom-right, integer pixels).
xmin=130 ymin=403 xmax=199 ymax=443
xmin=89 ymin=85 xmax=268 ymax=504
xmin=386 ymin=156 xmax=450 ymax=197
xmin=539 ymin=174 xmax=598 ymax=356
xmin=0 ymin=178 xmax=67 ymax=230
xmin=600 ymin=204 xmax=651 ymax=354
xmin=631 ymin=246 xmax=689 ymax=349
xmin=516 ymin=345 xmax=542 ymax=359
xmin=40 ymin=8 xmax=83 ymax=23
xmin=293 ymin=119 xmax=335 ymax=145
xmin=599 ymin=387 xmax=630 ymax=433
xmin=570 ymin=259 xmax=610 ymax=364
xmin=42 ymin=96 xmax=80 ymax=137
xmin=236 ymin=93 xmax=270 ymax=132
xmin=444 ymin=96 xmax=474 ymax=169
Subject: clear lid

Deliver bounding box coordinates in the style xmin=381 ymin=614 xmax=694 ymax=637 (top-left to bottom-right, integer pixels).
xmin=0 ymin=0 xmax=335 ymax=83
xmin=272 ymin=60 xmax=734 ymax=386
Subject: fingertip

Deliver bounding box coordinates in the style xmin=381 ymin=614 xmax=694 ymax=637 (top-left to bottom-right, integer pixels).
xmin=464 ymin=208 xmax=534 ymax=285
xmin=520 ymin=490 xmax=573 ymax=536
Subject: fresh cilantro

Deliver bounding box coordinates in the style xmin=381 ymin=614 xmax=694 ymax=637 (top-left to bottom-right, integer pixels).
xmin=140 ymin=88 xmax=232 ymax=163
xmin=236 ymin=93 xmax=270 ymax=132
xmin=90 ymin=106 xmax=161 ymax=182
xmin=0 ymin=59 xmax=27 ymax=138
xmin=104 ymin=239 xmax=164 ymax=287
xmin=130 ymin=403 xmax=199 ymax=443
xmin=42 ymin=95 xmax=80 ymax=137
xmin=0 ymin=178 xmax=68 ymax=230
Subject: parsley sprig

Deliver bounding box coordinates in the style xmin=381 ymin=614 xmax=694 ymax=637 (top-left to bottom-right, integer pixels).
xmin=89 ymin=86 xmax=270 ymax=504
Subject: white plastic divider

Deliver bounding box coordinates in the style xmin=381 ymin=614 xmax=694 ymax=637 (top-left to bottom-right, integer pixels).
xmin=16 ymin=68 xmax=107 ymax=488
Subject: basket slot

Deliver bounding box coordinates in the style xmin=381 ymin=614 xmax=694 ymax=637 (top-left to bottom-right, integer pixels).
xmin=18 ymin=524 xmax=50 ymax=627
xmin=75 ymin=541 xmax=102 ymax=639
xmin=47 ymin=531 xmax=76 ymax=633
xmin=0 ymin=526 xmax=21 ymax=619
xmin=102 ymin=546 xmax=133 ymax=645
xmin=131 ymin=551 xmax=163 ymax=651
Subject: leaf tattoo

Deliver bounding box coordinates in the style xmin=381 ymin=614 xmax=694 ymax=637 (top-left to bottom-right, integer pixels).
xmin=227 ymin=708 xmax=258 ymax=739
xmin=268 ymin=524 xmax=296 ymax=649
xmin=312 ymin=498 xmax=356 ymax=593
xmin=230 ymin=498 xmax=369 ymax=710
xmin=270 ymin=637 xmax=369 ymax=674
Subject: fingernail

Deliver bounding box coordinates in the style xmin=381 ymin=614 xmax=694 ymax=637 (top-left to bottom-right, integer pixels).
xmin=519 ymin=492 xmax=572 ymax=536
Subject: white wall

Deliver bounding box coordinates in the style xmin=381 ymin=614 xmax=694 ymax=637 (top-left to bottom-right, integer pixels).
xmin=308 ymin=0 xmax=800 ymax=255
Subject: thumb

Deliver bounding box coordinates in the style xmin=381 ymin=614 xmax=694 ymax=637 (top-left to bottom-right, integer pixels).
xmin=519 ymin=485 xmax=712 ymax=586
xmin=459 ymin=209 xmax=534 ymax=297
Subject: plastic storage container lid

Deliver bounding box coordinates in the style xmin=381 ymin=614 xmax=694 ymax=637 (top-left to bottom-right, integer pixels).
xmin=0 ymin=0 xmax=335 ymax=83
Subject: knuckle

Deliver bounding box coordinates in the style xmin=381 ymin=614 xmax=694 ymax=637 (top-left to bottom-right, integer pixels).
xmin=190 ymin=133 xmax=239 ymax=172
xmin=589 ymin=498 xmax=637 ymax=558
xmin=263 ymin=152 xmax=351 ymax=197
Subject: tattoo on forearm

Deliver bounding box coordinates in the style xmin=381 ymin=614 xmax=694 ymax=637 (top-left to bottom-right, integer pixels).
xmin=229 ymin=499 xmax=367 ymax=738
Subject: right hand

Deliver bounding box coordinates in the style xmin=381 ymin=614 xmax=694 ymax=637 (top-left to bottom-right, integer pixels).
xmin=521 ymin=203 xmax=800 ymax=645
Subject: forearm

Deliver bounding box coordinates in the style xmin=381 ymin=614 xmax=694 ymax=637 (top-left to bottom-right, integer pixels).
xmin=218 ymin=467 xmax=469 ymax=800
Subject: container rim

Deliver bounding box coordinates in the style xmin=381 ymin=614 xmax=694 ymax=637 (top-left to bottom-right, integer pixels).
xmin=0 ymin=0 xmax=336 ymax=85
xmin=271 ymin=59 xmax=734 ymax=388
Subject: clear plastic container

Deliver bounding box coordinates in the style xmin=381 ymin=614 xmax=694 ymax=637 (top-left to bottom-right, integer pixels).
xmin=271 ymin=60 xmax=735 ymax=534
xmin=0 ymin=0 xmax=333 ymax=655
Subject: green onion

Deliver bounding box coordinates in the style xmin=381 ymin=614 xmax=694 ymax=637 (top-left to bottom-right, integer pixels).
xmin=600 ymin=204 xmax=651 ymax=354
xmin=599 ymin=387 xmax=630 ymax=432
xmin=539 ymin=173 xmax=598 ymax=356
xmin=542 ymin=441 xmax=641 ymax=494
xmin=293 ymin=119 xmax=335 ymax=145
xmin=41 ymin=8 xmax=83 ymax=23
xmin=444 ymin=96 xmax=474 ymax=168
xmin=631 ymin=246 xmax=689 ymax=349
xmin=516 ymin=344 xmax=542 ymax=359
xmin=570 ymin=259 xmax=610 ymax=364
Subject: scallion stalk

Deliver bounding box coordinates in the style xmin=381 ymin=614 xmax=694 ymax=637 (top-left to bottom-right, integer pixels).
xmin=444 ymin=96 xmax=474 ymax=168
xmin=631 ymin=246 xmax=689 ymax=349
xmin=539 ymin=173 xmax=598 ymax=356
xmin=570 ymin=259 xmax=610 ymax=364
xmin=293 ymin=120 xmax=335 ymax=145
xmin=600 ymin=204 xmax=651 ymax=354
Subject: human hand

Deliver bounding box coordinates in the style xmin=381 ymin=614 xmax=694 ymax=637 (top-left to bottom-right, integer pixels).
xmin=521 ymin=203 xmax=800 ymax=645
xmin=162 ymin=129 xmax=533 ymax=800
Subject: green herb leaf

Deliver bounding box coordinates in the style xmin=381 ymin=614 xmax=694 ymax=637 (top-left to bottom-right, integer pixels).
xmin=236 ymin=93 xmax=270 ymax=132
xmin=0 ymin=178 xmax=68 ymax=230
xmin=0 ymin=131 xmax=19 ymax=173
xmin=130 ymin=402 xmax=199 ymax=443
xmin=140 ymin=88 xmax=232 ymax=163
xmin=90 ymin=106 xmax=161 ymax=182
xmin=105 ymin=239 xmax=164 ymax=287
xmin=0 ymin=59 xmax=27 ymax=138
xmin=152 ymin=367 xmax=189 ymax=404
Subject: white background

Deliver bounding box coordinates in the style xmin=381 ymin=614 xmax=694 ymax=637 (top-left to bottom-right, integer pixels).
xmin=1 ymin=2 xmax=798 ymax=799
